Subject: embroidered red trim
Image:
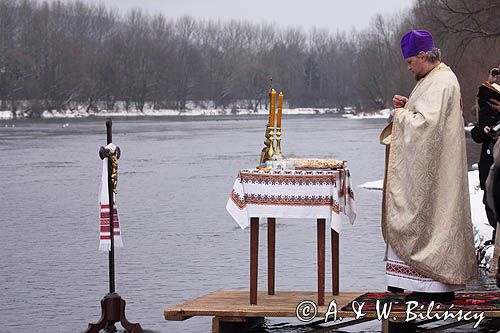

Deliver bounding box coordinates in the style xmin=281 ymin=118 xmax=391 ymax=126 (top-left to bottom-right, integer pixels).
xmin=386 ymin=261 xmax=428 ymax=279
xmin=230 ymin=190 xmax=340 ymax=210
xmin=240 ymin=172 xmax=337 ymax=186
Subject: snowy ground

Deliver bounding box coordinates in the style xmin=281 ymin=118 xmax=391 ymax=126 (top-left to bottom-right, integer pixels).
xmin=341 ymin=109 xmax=476 ymax=133
xmin=0 ymin=103 xmax=395 ymax=120
xmin=0 ymin=111 xmax=13 ymax=120
xmin=0 ymin=101 xmax=342 ymax=119
xmin=359 ymin=167 xmax=495 ymax=271
xmin=341 ymin=108 xmax=392 ymax=119
xmin=41 ymin=107 xmax=342 ymax=118
xmin=465 ymin=125 xmax=475 ymax=132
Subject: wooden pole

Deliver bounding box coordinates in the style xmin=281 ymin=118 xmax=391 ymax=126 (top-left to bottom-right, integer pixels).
xmin=267 ymin=218 xmax=276 ymax=295
xmin=317 ymin=218 xmax=325 ymax=306
xmin=106 ymin=119 xmax=115 ymax=294
xmin=250 ymin=217 xmax=259 ymax=304
xmin=331 ymin=229 xmax=339 ymax=295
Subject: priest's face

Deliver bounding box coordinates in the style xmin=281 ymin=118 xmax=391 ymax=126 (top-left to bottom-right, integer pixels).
xmin=405 ymin=53 xmax=427 ymax=81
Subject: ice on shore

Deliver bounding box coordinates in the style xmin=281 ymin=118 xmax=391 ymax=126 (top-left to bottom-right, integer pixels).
xmin=358 ymin=179 xmax=384 ymax=189
xmin=359 ymin=169 xmax=495 ymax=270
xmin=343 ymin=110 xmax=475 ymax=134
xmin=342 ymin=108 xmax=391 ymax=119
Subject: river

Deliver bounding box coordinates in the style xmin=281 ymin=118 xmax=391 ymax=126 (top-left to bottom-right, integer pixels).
xmin=0 ymin=115 xmax=495 ymax=332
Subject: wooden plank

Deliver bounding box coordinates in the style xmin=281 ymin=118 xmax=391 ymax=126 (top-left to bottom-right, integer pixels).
xmin=164 ymin=311 xmax=191 ymax=321
xmin=216 ymin=316 xmax=246 ymax=323
xmin=317 ymin=218 xmax=325 ymax=306
xmin=267 ymin=217 xmax=276 ymax=296
xmin=165 ymin=290 xmax=500 ymax=321
xmin=250 ymin=217 xmax=259 ymax=305
xmin=165 ymin=291 xmax=364 ymax=319
xmin=331 ymin=229 xmax=339 ymax=296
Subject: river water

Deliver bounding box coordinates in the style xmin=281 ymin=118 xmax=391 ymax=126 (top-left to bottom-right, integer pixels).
xmin=0 ymin=115 xmax=496 ymax=333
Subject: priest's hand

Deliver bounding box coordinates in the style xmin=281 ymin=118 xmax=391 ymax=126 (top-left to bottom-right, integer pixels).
xmin=488 ymin=98 xmax=500 ymax=112
xmin=393 ymin=95 xmax=408 ymax=108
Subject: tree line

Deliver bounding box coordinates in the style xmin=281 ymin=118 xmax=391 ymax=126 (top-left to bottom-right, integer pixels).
xmin=0 ymin=0 xmax=498 ymax=121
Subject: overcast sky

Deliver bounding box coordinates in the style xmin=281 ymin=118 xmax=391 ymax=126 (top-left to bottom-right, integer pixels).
xmin=69 ymin=0 xmax=415 ymax=32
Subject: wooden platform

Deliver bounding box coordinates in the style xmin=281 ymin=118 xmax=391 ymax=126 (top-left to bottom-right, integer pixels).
xmin=165 ymin=290 xmax=363 ymax=321
xmin=165 ymin=290 xmax=500 ymax=320
xmin=165 ymin=290 xmax=500 ymax=333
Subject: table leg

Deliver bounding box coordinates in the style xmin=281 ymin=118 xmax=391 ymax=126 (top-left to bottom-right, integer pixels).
xmin=317 ymin=218 xmax=325 ymax=306
xmin=250 ymin=217 xmax=259 ymax=305
xmin=331 ymin=229 xmax=339 ymax=295
xmin=267 ymin=217 xmax=276 ymax=295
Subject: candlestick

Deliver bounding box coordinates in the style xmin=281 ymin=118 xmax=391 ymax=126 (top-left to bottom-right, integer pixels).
xmin=267 ymin=126 xmax=275 ymax=161
xmin=275 ymin=127 xmax=282 ymax=160
xmin=260 ymin=125 xmax=275 ymax=164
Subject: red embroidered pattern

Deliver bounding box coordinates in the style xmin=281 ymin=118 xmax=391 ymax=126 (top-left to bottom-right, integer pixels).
xmin=241 ymin=169 xmax=339 ymax=176
xmin=348 ymin=187 xmax=354 ymax=200
xmin=240 ymin=172 xmax=337 ymax=186
xmin=332 ymin=202 xmax=340 ymax=214
xmin=245 ymin=194 xmax=337 ymax=206
xmin=231 ymin=191 xmax=340 ymax=210
xmin=386 ymin=261 xmax=429 ymax=279
xmin=230 ymin=190 xmax=246 ymax=209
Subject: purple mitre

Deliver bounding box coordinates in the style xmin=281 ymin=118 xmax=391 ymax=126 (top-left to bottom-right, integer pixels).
xmin=400 ymin=30 xmax=435 ymax=59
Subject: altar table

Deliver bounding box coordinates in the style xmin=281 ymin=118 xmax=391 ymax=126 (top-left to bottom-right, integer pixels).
xmin=226 ymin=169 xmax=356 ymax=305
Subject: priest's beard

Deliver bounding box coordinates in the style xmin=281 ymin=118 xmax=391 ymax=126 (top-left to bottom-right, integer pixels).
xmin=415 ymin=63 xmax=440 ymax=81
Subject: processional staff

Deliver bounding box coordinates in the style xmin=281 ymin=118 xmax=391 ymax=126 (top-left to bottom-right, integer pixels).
xmin=86 ymin=118 xmax=143 ymax=333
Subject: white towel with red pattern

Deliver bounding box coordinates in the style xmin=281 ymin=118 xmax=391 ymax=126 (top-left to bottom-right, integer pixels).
xmin=99 ymin=144 xmax=123 ymax=251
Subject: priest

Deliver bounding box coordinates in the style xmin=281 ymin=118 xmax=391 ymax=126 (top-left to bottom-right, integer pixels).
xmin=380 ymin=30 xmax=477 ymax=301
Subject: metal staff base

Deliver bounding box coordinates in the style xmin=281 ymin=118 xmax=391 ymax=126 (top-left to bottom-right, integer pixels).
xmin=86 ymin=293 xmax=143 ymax=333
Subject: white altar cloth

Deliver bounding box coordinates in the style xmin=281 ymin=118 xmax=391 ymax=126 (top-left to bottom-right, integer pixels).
xmin=226 ymin=169 xmax=356 ymax=232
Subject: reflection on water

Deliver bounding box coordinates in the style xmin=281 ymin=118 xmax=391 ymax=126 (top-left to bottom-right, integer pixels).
xmin=0 ymin=116 xmax=494 ymax=332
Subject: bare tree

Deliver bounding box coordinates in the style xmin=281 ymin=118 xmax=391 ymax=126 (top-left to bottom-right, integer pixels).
xmin=412 ymin=0 xmax=500 ymax=121
xmin=1 ymin=0 xmax=496 ymax=120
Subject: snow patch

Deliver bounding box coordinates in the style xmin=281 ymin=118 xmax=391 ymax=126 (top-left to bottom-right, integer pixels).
xmin=0 ymin=100 xmax=343 ymax=119
xmin=358 ymin=179 xmax=383 ymax=190
xmin=359 ymin=170 xmax=494 ymax=269
xmin=342 ymin=108 xmax=391 ymax=119
xmin=0 ymin=111 xmax=13 ymax=120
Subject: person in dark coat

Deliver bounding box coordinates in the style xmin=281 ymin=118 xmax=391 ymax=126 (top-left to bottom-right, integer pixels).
xmin=485 ymin=140 xmax=500 ymax=285
xmin=486 ymin=141 xmax=500 ymax=228
xmin=471 ymin=66 xmax=500 ymax=242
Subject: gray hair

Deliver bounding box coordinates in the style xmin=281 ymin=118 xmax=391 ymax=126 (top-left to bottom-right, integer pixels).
xmin=425 ymin=48 xmax=441 ymax=62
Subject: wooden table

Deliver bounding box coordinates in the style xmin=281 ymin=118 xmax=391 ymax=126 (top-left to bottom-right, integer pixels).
xmin=249 ymin=216 xmax=339 ymax=306
xmin=226 ymin=169 xmax=355 ymax=306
